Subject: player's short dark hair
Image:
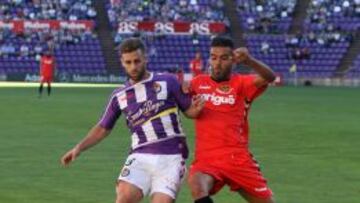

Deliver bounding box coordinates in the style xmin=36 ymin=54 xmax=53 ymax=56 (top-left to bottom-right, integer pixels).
xmin=119 ymin=38 xmax=146 ymax=55
xmin=211 ymin=36 xmax=234 ymax=49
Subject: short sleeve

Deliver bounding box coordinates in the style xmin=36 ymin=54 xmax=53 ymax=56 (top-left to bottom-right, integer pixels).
xmin=241 ymin=74 xmax=268 ymax=102
xmin=98 ymin=92 xmax=121 ymax=130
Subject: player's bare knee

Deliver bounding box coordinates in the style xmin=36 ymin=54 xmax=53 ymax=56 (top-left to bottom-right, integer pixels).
xmin=115 ymin=185 xmax=133 ymax=203
xmin=116 ymin=191 xmax=133 ymax=203
xmin=187 ymin=175 xmax=198 ymax=190
xmin=188 ymin=175 xmax=208 ymax=198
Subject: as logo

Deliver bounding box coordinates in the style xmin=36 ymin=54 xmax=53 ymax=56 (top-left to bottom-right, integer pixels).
xmin=216 ymin=85 xmax=233 ymax=94
xmin=153 ymin=82 xmax=162 ymax=93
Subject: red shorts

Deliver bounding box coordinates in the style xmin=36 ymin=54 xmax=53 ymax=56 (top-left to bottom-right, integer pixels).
xmin=40 ymin=75 xmax=53 ymax=83
xmin=189 ymin=150 xmax=273 ymax=199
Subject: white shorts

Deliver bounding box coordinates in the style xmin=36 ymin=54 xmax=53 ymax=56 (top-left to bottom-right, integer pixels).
xmin=118 ymin=153 xmax=186 ymax=199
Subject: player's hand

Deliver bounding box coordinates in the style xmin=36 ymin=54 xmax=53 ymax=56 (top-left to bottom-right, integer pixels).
xmin=192 ymin=94 xmax=205 ymax=112
xmin=233 ymin=47 xmax=252 ymax=65
xmin=61 ymin=146 xmax=81 ymax=166
xmin=182 ymin=81 xmax=190 ymax=94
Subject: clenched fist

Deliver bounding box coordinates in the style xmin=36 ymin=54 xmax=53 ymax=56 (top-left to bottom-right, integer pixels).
xmin=233 ymin=47 xmax=253 ymax=65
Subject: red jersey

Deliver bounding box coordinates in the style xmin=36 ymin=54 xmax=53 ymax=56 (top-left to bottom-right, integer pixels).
xmin=190 ymin=74 xmax=267 ymax=159
xmin=190 ymin=59 xmax=203 ymax=77
xmin=40 ymin=55 xmax=55 ymax=77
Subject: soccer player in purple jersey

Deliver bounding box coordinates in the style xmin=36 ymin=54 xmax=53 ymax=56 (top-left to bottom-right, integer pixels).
xmin=61 ymin=38 xmax=204 ymax=203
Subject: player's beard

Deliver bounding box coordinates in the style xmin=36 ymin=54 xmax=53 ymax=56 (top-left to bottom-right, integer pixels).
xmin=210 ymin=65 xmax=232 ymax=82
xmin=127 ymin=65 xmax=147 ymax=83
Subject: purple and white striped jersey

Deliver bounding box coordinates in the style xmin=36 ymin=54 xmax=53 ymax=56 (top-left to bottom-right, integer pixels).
xmin=98 ymin=73 xmax=191 ymax=158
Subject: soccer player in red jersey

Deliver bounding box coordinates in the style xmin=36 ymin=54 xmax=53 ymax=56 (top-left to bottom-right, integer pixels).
xmin=39 ymin=51 xmax=56 ymax=97
xmin=187 ymin=36 xmax=276 ymax=203
xmin=190 ymin=51 xmax=204 ymax=77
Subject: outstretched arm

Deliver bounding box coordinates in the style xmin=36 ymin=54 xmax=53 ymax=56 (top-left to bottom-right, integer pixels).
xmin=61 ymin=124 xmax=111 ymax=166
xmin=233 ymin=47 xmax=276 ymax=87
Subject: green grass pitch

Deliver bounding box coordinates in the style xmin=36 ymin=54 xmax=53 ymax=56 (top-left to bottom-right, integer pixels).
xmin=0 ymin=86 xmax=359 ymax=203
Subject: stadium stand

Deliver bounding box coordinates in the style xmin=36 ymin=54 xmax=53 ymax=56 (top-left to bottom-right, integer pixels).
xmin=0 ymin=0 xmax=106 ymax=76
xmin=346 ymin=53 xmax=360 ymax=77
xmin=0 ymin=0 xmax=97 ymax=20
xmin=0 ymin=0 xmax=359 ymax=84
xmin=0 ymin=28 xmax=104 ymax=74
xmin=304 ymin=0 xmax=360 ymax=32
xmin=114 ymin=31 xmax=212 ymax=74
xmin=107 ymin=0 xmax=227 ymax=27
xmin=107 ymin=0 xmax=226 ymax=74
xmin=245 ymin=33 xmax=351 ymax=78
xmin=236 ymin=0 xmax=297 ymax=33
xmin=139 ymin=34 xmax=210 ymax=73
xmin=236 ymin=0 xmax=359 ymax=80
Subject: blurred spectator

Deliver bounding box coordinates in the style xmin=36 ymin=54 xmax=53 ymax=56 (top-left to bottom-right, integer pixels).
xmin=1 ymin=43 xmax=16 ymax=58
xmin=260 ymin=41 xmax=272 ymax=55
xmin=237 ymin=0 xmax=297 ymax=33
xmin=107 ymin=0 xmax=227 ymax=28
xmin=149 ymin=45 xmax=157 ymax=57
xmin=192 ymin=31 xmax=199 ymax=45
xmin=0 ymin=0 xmax=96 ymax=20
xmin=306 ymin=0 xmax=360 ymax=31
xmin=302 ymin=47 xmax=311 ymax=60
xmin=114 ymin=33 xmax=123 ymax=46
xmin=34 ymin=43 xmax=43 ymax=60
xmin=291 ymin=47 xmax=311 ymax=60
xmin=189 ymin=51 xmax=204 ymax=77
xmin=246 ymin=17 xmax=256 ymax=31
xmin=20 ymin=44 xmax=30 ymax=58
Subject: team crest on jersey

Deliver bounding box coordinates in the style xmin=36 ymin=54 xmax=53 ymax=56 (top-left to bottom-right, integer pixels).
xmin=216 ymin=85 xmax=233 ymax=94
xmin=121 ymin=168 xmax=130 ymax=177
xmin=153 ymin=82 xmax=162 ymax=93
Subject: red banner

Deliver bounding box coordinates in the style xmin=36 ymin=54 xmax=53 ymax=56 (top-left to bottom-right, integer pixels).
xmin=0 ymin=20 xmax=95 ymax=33
xmin=118 ymin=21 xmax=226 ymax=35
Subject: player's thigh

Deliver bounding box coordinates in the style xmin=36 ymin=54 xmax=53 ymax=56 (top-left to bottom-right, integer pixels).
xmin=151 ymin=192 xmax=174 ymax=203
xmin=226 ymin=152 xmax=273 ymax=201
xmin=117 ymin=154 xmax=151 ymax=197
xmin=151 ymin=154 xmax=186 ymax=199
xmin=238 ymin=189 xmax=275 ymax=203
xmin=116 ymin=181 xmax=143 ymax=203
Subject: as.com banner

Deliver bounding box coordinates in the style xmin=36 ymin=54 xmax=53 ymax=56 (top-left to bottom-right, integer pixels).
xmin=117 ymin=21 xmax=226 ymax=35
